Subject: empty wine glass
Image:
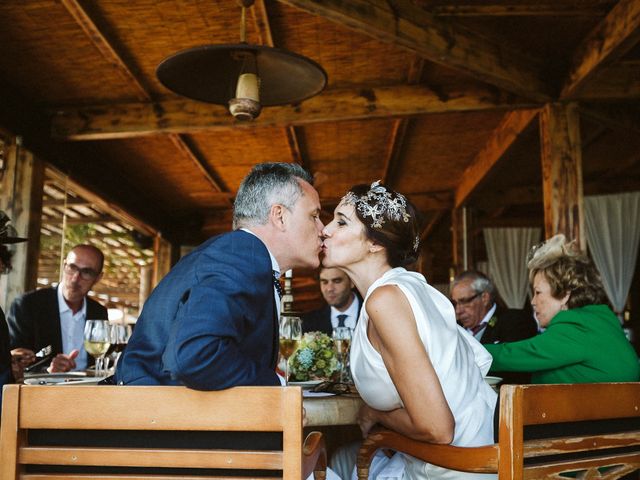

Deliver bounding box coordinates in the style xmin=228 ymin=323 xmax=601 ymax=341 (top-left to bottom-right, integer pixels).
xmin=333 ymin=326 xmax=352 ymax=383
xmin=83 ymin=320 xmax=111 ymax=377
xmin=279 ymin=315 xmax=302 ymax=386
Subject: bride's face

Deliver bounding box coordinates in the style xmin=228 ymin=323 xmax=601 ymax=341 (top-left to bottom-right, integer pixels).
xmin=321 ymin=201 xmax=370 ymax=269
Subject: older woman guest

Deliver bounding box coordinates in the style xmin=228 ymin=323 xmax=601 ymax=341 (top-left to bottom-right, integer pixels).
xmin=484 ymin=234 xmax=639 ymax=383
xmin=324 ymin=182 xmax=497 ymax=480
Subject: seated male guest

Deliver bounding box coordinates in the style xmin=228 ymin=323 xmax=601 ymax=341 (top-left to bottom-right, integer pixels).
xmin=302 ymin=267 xmax=361 ymax=335
xmin=451 ymin=270 xmax=538 ymax=383
xmin=116 ymin=163 xmax=324 ymax=390
xmin=8 ymin=244 xmax=107 ymax=375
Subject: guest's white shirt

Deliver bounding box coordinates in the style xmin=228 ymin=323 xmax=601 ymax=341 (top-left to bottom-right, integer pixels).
xmin=330 ymin=293 xmax=359 ymax=330
xmin=57 ymin=285 xmax=89 ymax=370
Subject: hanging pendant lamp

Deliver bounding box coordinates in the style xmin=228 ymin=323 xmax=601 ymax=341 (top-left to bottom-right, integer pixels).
xmin=156 ymin=1 xmax=327 ymax=121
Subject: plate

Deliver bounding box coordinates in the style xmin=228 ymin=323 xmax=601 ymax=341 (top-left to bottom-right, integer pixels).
xmin=289 ymin=380 xmax=324 ymax=388
xmin=484 ymin=376 xmax=503 ymax=386
xmin=23 ymin=372 xmax=105 ymax=386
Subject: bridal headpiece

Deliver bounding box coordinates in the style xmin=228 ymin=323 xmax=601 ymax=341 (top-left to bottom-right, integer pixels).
xmin=342 ymin=181 xmax=410 ymax=229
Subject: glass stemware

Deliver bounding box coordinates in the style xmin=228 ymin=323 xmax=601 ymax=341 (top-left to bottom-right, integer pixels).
xmin=108 ymin=323 xmax=132 ymax=371
xmin=332 ymin=326 xmax=352 ymax=383
xmin=83 ymin=320 xmax=111 ymax=377
xmin=279 ymin=315 xmax=302 ymax=386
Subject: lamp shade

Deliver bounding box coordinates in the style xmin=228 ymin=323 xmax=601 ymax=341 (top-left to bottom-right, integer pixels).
xmin=157 ymin=44 xmax=327 ymax=106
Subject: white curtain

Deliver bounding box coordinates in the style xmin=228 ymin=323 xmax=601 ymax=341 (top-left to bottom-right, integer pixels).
xmin=484 ymin=228 xmax=541 ymax=309
xmin=584 ymin=192 xmax=640 ymax=318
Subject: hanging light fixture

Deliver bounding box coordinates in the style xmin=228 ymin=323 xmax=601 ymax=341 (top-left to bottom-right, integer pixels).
xmin=156 ymin=0 xmax=327 ymax=121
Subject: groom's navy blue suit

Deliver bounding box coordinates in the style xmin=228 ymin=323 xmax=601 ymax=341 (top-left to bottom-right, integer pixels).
xmin=116 ymin=230 xmax=280 ymax=390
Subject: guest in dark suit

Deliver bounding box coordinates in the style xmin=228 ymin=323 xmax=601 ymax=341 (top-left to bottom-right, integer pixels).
xmin=1 ymin=210 xmax=28 ymax=406
xmin=451 ymin=270 xmax=538 ymax=384
xmin=8 ymin=244 xmax=107 ymax=376
xmin=302 ymin=267 xmax=362 ymax=335
xmin=116 ymin=163 xmax=324 ymax=390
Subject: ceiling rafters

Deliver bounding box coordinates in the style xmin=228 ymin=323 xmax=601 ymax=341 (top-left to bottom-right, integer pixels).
xmin=276 ymin=0 xmax=551 ymax=102
xmin=560 ymin=0 xmax=640 ymax=99
xmin=382 ymin=57 xmax=424 ymax=188
xmin=454 ymin=108 xmax=540 ymax=208
xmin=51 ymin=83 xmax=536 ymax=140
xmin=60 ymin=0 xmax=225 ymax=194
xmin=429 ymin=2 xmax=612 ymax=17
xmin=252 ymin=0 xmax=309 ymax=170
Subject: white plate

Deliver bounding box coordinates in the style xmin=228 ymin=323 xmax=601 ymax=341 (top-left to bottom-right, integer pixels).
xmin=289 ymin=380 xmax=324 ymax=388
xmin=484 ymin=376 xmax=503 ymax=386
xmin=23 ymin=372 xmax=105 ymax=386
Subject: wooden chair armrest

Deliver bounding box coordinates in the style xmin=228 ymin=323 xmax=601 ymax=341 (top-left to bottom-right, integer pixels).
xmin=356 ymin=428 xmax=498 ymax=479
xmin=303 ymin=431 xmax=327 ymax=480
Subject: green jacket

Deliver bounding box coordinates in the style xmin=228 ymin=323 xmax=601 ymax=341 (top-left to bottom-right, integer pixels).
xmin=484 ymin=304 xmax=639 ymax=384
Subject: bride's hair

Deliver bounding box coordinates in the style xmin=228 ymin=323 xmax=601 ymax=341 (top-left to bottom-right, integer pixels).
xmin=343 ymin=182 xmax=420 ymax=268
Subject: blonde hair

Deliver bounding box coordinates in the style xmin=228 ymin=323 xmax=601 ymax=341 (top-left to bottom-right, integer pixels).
xmin=527 ymin=234 xmax=607 ymax=308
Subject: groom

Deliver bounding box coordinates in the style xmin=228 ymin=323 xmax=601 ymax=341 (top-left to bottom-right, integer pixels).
xmin=116 ymin=163 xmax=324 ymax=389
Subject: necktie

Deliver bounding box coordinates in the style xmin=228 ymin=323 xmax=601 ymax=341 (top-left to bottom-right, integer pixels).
xmin=272 ymin=270 xmax=283 ymax=299
xmin=470 ymin=322 xmax=487 ymax=335
xmin=337 ymin=314 xmax=348 ymax=328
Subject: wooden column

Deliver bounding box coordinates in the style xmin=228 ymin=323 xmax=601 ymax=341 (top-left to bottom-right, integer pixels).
xmin=152 ymin=235 xmax=173 ymax=288
xmin=539 ymin=103 xmax=584 ymax=249
xmin=451 ymin=207 xmax=465 ymax=274
xmin=0 ymin=137 xmax=44 ymax=311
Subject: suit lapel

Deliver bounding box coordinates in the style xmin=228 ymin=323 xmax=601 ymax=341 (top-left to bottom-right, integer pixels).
xmin=49 ymin=287 xmax=64 ymax=354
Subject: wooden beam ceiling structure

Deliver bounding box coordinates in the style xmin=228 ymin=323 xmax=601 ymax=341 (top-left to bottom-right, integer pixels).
xmin=59 ymin=0 xmax=228 ymax=197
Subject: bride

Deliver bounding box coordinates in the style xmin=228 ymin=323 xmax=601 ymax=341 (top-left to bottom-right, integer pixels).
xmin=322 ymin=181 xmax=497 ymax=480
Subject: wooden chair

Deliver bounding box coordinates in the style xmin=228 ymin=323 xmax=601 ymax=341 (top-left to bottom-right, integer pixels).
xmin=357 ymin=383 xmax=640 ymax=479
xmin=0 ymin=385 xmax=326 ymax=480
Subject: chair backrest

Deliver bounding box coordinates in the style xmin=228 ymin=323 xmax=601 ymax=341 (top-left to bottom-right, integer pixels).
xmin=499 ymin=382 xmax=640 ymax=479
xmin=357 ymin=382 xmax=640 ymax=479
xmin=0 ymin=384 xmax=324 ymax=480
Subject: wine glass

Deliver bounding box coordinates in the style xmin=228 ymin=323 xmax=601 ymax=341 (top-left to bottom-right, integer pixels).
xmin=83 ymin=320 xmax=111 ymax=377
xmin=279 ymin=315 xmax=302 ymax=386
xmin=333 ymin=326 xmax=352 ymax=383
xmin=108 ymin=323 xmax=132 ymax=370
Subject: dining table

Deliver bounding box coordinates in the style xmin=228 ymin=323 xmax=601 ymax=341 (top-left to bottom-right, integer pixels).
xmin=303 ymin=391 xmax=363 ymax=427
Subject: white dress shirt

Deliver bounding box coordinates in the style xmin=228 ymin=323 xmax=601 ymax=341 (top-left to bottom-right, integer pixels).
xmin=330 ymin=293 xmax=360 ymax=330
xmin=57 ymin=285 xmax=89 ymax=370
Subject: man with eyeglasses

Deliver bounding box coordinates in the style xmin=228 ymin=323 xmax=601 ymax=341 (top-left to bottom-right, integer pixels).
xmin=8 ymin=244 xmax=108 ymax=376
xmin=451 ymin=270 xmax=538 ymax=383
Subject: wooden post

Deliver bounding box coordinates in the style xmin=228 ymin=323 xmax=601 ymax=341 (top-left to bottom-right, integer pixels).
xmin=152 ymin=234 xmax=173 ymax=288
xmin=0 ymin=137 xmax=44 ymax=311
xmin=539 ymin=103 xmax=584 ymax=249
xmin=451 ymin=207 xmax=465 ymax=274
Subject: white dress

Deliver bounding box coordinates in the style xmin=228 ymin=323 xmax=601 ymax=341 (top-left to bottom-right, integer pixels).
xmin=350 ymin=268 xmax=497 ymax=480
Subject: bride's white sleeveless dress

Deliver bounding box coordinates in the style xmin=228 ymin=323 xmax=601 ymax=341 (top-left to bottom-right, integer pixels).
xmin=350 ymin=268 xmax=497 ymax=480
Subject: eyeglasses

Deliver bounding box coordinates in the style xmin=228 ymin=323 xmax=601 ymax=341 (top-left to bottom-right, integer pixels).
xmin=451 ymin=292 xmax=481 ymax=308
xmin=310 ymin=381 xmax=351 ymax=395
xmin=63 ymin=262 xmax=99 ymax=280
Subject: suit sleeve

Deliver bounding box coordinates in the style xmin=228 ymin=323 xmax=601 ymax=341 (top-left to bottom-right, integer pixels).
xmin=165 ymin=245 xmax=279 ymax=390
xmin=7 ymin=295 xmax=34 ymax=350
xmin=485 ymin=318 xmax=587 ymax=373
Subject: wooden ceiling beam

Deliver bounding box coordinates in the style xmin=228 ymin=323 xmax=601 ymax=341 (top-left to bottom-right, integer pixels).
xmin=560 ymin=0 xmax=640 ymax=99
xmin=253 ymin=0 xmax=309 ymax=170
xmin=429 ymin=2 xmax=611 ymax=17
xmin=454 ymin=108 xmax=540 ymax=208
xmin=60 ymin=0 xmax=226 ymax=194
xmin=277 ymin=0 xmax=551 ymax=101
xmin=52 ymin=83 xmax=536 ymax=140
xmin=382 ymin=57 xmax=424 ymax=187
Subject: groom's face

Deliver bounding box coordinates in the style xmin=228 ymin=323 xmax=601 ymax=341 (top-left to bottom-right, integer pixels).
xmin=283 ymin=179 xmax=324 ymax=269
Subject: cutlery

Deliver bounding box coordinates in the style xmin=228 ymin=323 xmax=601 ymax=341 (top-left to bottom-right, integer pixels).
xmin=24 ymin=345 xmax=53 ymax=373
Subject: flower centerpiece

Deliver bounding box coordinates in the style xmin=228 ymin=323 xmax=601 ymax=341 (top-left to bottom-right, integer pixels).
xmin=289 ymin=331 xmax=338 ymax=381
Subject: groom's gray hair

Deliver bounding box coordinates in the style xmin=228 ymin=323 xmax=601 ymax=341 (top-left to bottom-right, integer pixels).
xmin=233 ymin=163 xmax=314 ymax=229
